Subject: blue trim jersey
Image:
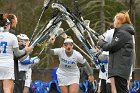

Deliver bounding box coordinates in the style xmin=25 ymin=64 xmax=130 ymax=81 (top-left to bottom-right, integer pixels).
xmin=0 ymin=32 xmax=18 ymax=68
xmin=99 ymin=29 xmax=114 ymax=80
xmin=53 ymin=47 xmax=85 ymax=77
xmin=18 ymin=56 xmax=31 ymax=71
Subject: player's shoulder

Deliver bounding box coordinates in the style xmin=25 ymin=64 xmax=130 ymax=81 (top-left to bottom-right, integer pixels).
xmin=8 ymin=32 xmax=17 ymax=38
xmin=73 ymin=50 xmax=82 ymax=56
xmin=106 ymin=29 xmax=114 ymax=34
xmin=1 ymin=32 xmax=17 ymax=39
xmin=5 ymin=32 xmax=16 ymax=37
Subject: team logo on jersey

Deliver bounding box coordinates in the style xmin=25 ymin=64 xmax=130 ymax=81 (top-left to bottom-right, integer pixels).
xmin=114 ymin=37 xmax=119 ymax=42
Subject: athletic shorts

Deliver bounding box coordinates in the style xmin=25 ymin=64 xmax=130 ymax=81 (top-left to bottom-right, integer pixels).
xmin=57 ymin=75 xmax=79 ymax=86
xmin=0 ymin=67 xmax=15 ymax=80
xmin=24 ymin=69 xmax=32 ymax=87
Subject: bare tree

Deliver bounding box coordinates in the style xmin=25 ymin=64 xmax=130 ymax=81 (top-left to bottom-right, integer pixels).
xmin=100 ymin=0 xmax=105 ymax=33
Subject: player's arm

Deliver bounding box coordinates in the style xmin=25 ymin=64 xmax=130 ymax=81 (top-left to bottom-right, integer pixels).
xmin=45 ymin=43 xmax=55 ymax=55
xmin=13 ymin=47 xmax=28 ymax=61
xmin=13 ymin=47 xmax=26 ymax=57
xmin=82 ymin=59 xmax=94 ymax=82
xmin=45 ymin=36 xmax=56 ymax=55
xmin=20 ymin=56 xmax=40 ymax=65
xmin=83 ymin=59 xmax=93 ymax=76
xmin=13 ymin=44 xmax=33 ymax=62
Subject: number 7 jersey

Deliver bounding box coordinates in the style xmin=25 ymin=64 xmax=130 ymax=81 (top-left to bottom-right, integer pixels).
xmin=0 ymin=32 xmax=18 ymax=68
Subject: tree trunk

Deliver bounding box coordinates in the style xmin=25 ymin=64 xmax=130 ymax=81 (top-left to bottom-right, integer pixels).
xmin=100 ymin=0 xmax=105 ymax=33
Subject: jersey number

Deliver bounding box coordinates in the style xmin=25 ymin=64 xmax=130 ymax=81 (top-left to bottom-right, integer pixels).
xmin=65 ymin=65 xmax=71 ymax=68
xmin=0 ymin=42 xmax=7 ymax=53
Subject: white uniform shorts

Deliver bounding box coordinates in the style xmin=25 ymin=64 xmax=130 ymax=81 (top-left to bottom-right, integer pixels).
xmin=57 ymin=75 xmax=80 ymax=86
xmin=0 ymin=67 xmax=15 ymax=80
xmin=24 ymin=69 xmax=32 ymax=87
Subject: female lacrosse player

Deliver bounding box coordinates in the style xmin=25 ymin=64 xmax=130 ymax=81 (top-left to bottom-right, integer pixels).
xmin=17 ymin=33 xmax=40 ymax=93
xmin=0 ymin=13 xmax=33 ymax=93
xmin=97 ymin=28 xmax=114 ymax=93
xmin=47 ymin=37 xmax=94 ymax=93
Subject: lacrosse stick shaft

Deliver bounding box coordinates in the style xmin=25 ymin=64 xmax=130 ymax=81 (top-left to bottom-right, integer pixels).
xmin=31 ymin=14 xmax=63 ymax=47
xmin=30 ymin=0 xmax=52 ymax=42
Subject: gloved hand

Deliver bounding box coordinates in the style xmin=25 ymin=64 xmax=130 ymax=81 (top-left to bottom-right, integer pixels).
xmin=90 ymin=47 xmax=98 ymax=55
xmin=30 ymin=56 xmax=40 ymax=64
xmin=94 ymin=49 xmax=102 ymax=57
xmin=97 ymin=39 xmax=105 ymax=48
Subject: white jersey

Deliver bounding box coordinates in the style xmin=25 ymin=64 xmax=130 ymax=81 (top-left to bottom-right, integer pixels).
xmin=104 ymin=29 xmax=114 ymax=43
xmin=99 ymin=51 xmax=109 ymax=80
xmin=0 ymin=32 xmax=18 ymax=68
xmin=53 ymin=48 xmax=85 ymax=77
xmin=99 ymin=29 xmax=114 ymax=80
xmin=18 ymin=56 xmax=31 ymax=71
xmin=18 ymin=56 xmax=32 ymax=87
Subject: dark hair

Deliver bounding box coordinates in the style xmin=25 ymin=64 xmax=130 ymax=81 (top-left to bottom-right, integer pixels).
xmin=0 ymin=13 xmax=10 ymax=27
xmin=0 ymin=14 xmax=6 ymax=26
xmin=5 ymin=14 xmax=17 ymax=28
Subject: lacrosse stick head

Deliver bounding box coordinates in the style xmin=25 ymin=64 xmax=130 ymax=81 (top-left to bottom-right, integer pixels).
xmin=52 ymin=3 xmax=70 ymax=15
xmin=43 ymin=0 xmax=51 ymax=8
xmin=57 ymin=28 xmax=68 ymax=38
xmin=84 ymin=20 xmax=90 ymax=27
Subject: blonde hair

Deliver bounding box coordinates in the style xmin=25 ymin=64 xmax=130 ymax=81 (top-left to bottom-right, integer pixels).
xmin=115 ymin=10 xmax=132 ymax=24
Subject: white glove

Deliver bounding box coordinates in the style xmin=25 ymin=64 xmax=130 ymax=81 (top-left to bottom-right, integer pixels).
xmin=90 ymin=47 xmax=98 ymax=54
xmin=30 ymin=56 xmax=40 ymax=64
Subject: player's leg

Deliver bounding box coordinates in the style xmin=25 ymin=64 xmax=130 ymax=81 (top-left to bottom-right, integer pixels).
xmin=110 ymin=77 xmax=117 ymax=93
xmin=23 ymin=69 xmax=32 ymax=93
xmin=23 ymin=86 xmax=29 ymax=93
xmin=100 ymin=79 xmax=107 ymax=93
xmin=1 ymin=67 xmax=15 ymax=93
xmin=3 ymin=79 xmax=14 ymax=93
xmin=69 ymin=83 xmax=79 ymax=93
xmin=115 ymin=76 xmax=129 ymax=93
xmin=60 ymin=86 xmax=69 ymax=93
xmin=106 ymin=79 xmax=111 ymax=93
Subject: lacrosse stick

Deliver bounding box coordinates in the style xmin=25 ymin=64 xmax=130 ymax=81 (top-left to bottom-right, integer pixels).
xmin=52 ymin=3 xmax=102 ymax=69
xmin=31 ymin=15 xmax=63 ymax=48
xmin=30 ymin=0 xmax=52 ymax=42
xmin=57 ymin=28 xmax=93 ymax=61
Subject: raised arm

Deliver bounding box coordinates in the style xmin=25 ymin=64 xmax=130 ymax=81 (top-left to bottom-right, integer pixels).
xmin=45 ymin=35 xmax=56 ymax=55
xmin=13 ymin=41 xmax=33 ymax=61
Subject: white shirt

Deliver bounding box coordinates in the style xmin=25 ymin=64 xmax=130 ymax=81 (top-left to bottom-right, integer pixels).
xmin=53 ymin=48 xmax=85 ymax=77
xmin=0 ymin=32 xmax=18 ymax=68
xmin=18 ymin=56 xmax=31 ymax=71
xmin=99 ymin=29 xmax=114 ymax=80
xmin=104 ymin=29 xmax=114 ymax=43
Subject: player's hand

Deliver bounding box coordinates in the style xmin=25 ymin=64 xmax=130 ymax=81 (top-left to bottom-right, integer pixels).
xmin=97 ymin=39 xmax=105 ymax=48
xmin=48 ymin=35 xmax=56 ymax=44
xmin=25 ymin=41 xmax=33 ymax=53
xmin=30 ymin=56 xmax=40 ymax=64
xmin=88 ymin=75 xmax=94 ymax=82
